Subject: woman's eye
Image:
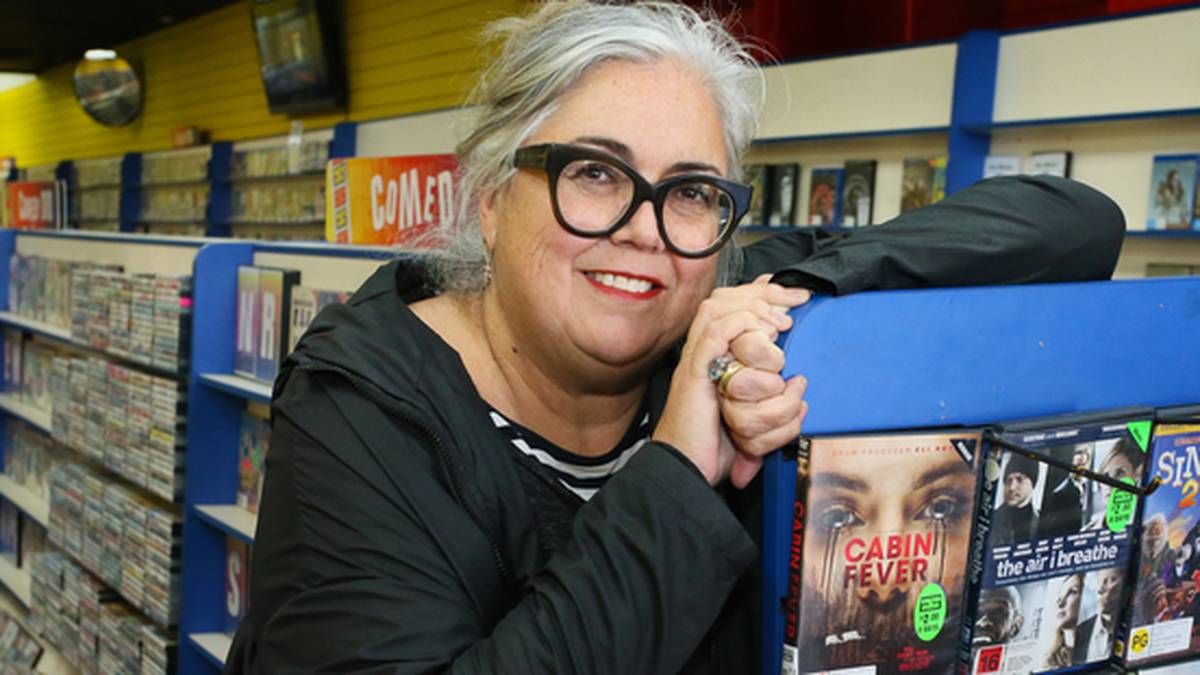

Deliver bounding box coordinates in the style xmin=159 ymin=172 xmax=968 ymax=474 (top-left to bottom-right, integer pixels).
xmin=916 ymin=495 xmax=962 ymax=523
xmin=818 ymin=505 xmax=863 ymax=531
xmin=568 ymin=162 xmax=617 ymax=183
xmin=674 ymin=184 xmax=714 ymax=206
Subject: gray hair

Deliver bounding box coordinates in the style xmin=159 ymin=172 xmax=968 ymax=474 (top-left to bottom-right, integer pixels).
xmin=425 ymin=0 xmax=765 ymax=294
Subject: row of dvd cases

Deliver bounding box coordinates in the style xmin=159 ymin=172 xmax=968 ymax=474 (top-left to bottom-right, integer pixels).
xmin=11 ymin=122 xmax=354 ymax=242
xmin=0 ymin=228 xmax=388 ymax=674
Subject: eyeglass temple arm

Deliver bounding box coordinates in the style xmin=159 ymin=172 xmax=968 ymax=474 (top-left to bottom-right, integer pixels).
xmin=983 ymin=430 xmax=1161 ymax=497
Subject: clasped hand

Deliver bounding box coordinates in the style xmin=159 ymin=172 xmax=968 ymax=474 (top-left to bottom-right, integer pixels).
xmin=653 ymin=275 xmax=810 ymax=488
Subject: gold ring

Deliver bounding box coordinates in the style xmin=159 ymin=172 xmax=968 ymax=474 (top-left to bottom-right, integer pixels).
xmin=716 ymin=359 xmax=744 ymax=399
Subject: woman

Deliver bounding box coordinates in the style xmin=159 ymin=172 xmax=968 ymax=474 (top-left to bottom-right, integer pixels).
xmin=1045 ymin=574 xmax=1084 ymax=669
xmin=228 ymin=2 xmax=1123 ymax=673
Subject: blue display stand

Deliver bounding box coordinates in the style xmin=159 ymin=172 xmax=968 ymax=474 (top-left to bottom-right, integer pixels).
xmin=761 ymin=277 xmax=1200 ymax=675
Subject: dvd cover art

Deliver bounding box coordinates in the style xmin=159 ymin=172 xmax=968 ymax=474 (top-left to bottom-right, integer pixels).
xmin=841 ymin=160 xmax=876 ymax=227
xmin=254 ymin=267 xmax=300 ymax=383
xmin=901 ymin=158 xmax=936 ymax=213
xmin=1120 ymin=423 xmax=1200 ymax=666
xmin=742 ymin=163 xmax=769 ymax=226
xmin=767 ymin=164 xmax=800 ymax=227
xmin=785 ymin=430 xmax=984 ymax=675
xmin=1146 ymin=155 xmax=1198 ymax=231
xmin=964 ymin=415 xmax=1151 ymax=675
xmin=235 ymin=266 xmax=261 ymax=379
xmin=808 ymin=168 xmax=843 ymax=226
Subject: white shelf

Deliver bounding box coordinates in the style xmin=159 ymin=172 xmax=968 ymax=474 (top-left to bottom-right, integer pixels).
xmin=190 ymin=632 xmax=233 ymax=667
xmin=0 ymin=556 xmax=31 ymax=607
xmin=199 ymin=373 xmax=273 ymax=403
xmin=195 ymin=504 xmax=257 ymax=541
xmin=0 ymin=475 xmax=49 ymax=527
xmin=0 ymin=312 xmax=71 ymax=342
xmin=0 ymin=393 xmax=53 ymax=434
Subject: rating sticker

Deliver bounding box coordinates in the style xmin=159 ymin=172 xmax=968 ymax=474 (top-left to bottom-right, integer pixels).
xmin=976 ymin=645 xmax=1004 ymax=674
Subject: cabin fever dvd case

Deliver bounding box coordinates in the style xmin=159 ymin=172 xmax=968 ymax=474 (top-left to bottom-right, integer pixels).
xmin=962 ymin=410 xmax=1152 ymax=675
xmin=1117 ymin=420 xmax=1200 ymax=667
xmin=781 ymin=429 xmax=985 ymax=675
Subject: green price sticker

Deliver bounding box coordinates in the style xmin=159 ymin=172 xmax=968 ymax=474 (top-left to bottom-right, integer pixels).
xmin=1127 ymin=421 xmax=1151 ymax=452
xmin=914 ymin=583 xmax=947 ymax=642
xmin=1106 ymin=477 xmax=1138 ymax=533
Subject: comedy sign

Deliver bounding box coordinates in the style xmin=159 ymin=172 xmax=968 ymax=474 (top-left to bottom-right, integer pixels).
xmin=326 ymin=155 xmax=457 ymax=246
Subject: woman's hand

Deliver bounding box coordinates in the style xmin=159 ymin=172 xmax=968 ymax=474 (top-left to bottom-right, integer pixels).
xmin=653 ymin=275 xmax=810 ymax=488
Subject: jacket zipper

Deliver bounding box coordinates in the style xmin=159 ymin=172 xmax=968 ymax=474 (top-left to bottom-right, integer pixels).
xmin=294 ymin=359 xmax=517 ymax=589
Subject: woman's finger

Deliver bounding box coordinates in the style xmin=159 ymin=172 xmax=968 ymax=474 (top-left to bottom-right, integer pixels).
xmin=719 ymin=366 xmax=785 ymax=403
xmin=729 ymin=330 xmax=785 ymax=373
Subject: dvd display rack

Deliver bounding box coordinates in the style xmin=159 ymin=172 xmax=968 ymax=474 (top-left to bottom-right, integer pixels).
xmin=70 ymin=156 xmax=125 ymax=233
xmin=762 ymin=277 xmax=1200 ymax=675
xmin=137 ymin=147 xmax=213 ymax=238
xmin=220 ymin=128 xmax=336 ymax=242
xmin=178 ymin=239 xmax=387 ymax=673
xmin=0 ymin=229 xmax=204 ymax=674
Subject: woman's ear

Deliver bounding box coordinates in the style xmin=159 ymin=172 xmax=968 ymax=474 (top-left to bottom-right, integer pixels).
xmin=479 ymin=187 xmax=500 ymax=252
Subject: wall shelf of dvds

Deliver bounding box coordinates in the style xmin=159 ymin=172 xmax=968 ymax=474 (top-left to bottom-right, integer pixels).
xmin=747 ymin=5 xmax=1200 ymax=277
xmin=0 ymin=228 xmax=202 ymax=674
xmin=0 ymin=554 xmax=31 ymax=606
xmin=179 ymin=239 xmax=387 ymax=675
xmin=762 ymin=277 xmax=1200 ymax=675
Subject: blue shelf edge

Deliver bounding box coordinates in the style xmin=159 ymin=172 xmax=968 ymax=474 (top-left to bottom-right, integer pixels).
xmin=198 ymin=374 xmax=273 ymax=404
xmin=753 ymin=125 xmax=950 ymax=145
xmin=1126 ymin=229 xmax=1200 ymax=239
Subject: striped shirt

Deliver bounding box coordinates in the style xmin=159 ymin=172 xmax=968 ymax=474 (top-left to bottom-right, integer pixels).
xmin=489 ymin=409 xmax=651 ymax=501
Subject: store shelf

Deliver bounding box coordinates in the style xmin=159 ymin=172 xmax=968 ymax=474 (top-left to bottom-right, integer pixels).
xmin=225 ymin=170 xmax=325 ymax=183
xmin=75 ymin=183 xmax=123 ymax=190
xmin=199 ymin=373 xmax=273 ymax=403
xmin=963 ymin=106 xmax=1200 ymax=133
xmin=194 ymin=504 xmax=256 ymax=543
xmin=0 ymin=475 xmax=49 ymax=527
xmin=0 ymin=556 xmax=31 ymax=607
xmin=229 ymin=219 xmax=324 ymax=226
xmin=137 ymin=179 xmax=210 ymax=188
xmin=0 ymin=312 xmax=182 ymax=380
xmin=0 ymin=312 xmax=71 ymax=342
xmin=1126 ymin=229 xmax=1200 ymax=239
xmin=189 ymin=632 xmax=233 ymax=669
xmin=0 ymin=392 xmax=52 ymax=434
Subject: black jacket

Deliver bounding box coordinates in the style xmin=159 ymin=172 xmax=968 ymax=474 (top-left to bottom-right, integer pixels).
xmin=227 ymin=176 xmax=1124 ymax=674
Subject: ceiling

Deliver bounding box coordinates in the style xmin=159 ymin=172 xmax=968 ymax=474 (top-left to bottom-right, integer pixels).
xmin=0 ymin=0 xmax=237 ymax=73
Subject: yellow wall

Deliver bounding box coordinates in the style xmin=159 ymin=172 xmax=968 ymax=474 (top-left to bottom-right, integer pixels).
xmin=0 ymin=0 xmax=524 ymax=167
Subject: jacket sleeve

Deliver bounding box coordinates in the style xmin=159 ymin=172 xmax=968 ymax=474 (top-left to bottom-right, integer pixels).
xmin=740 ymin=175 xmax=1126 ymax=293
xmin=227 ymin=370 xmax=756 ymax=674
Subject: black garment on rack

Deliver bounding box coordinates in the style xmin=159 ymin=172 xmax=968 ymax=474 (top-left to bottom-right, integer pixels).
xmin=225 ymin=176 xmax=1125 ymax=675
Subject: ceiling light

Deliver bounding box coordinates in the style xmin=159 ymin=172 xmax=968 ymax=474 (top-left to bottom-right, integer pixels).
xmin=84 ymin=49 xmax=118 ymax=61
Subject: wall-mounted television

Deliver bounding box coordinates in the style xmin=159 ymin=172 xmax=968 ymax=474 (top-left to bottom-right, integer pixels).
xmin=250 ymin=0 xmax=347 ymax=115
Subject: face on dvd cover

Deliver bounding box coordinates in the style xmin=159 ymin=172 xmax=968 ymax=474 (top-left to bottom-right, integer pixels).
xmin=793 ymin=431 xmax=982 ymax=675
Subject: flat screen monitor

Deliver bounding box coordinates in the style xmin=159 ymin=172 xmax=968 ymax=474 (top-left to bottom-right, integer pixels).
xmin=251 ymin=0 xmax=346 ymax=114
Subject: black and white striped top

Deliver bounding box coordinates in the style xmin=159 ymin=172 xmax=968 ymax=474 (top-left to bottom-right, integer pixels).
xmin=489 ymin=408 xmax=651 ymax=501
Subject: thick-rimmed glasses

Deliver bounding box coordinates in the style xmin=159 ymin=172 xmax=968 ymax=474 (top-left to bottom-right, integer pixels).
xmin=512 ymin=143 xmax=752 ymax=258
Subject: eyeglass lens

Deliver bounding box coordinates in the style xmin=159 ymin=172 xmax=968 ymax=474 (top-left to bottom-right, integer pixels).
xmin=557 ymin=157 xmax=735 ymax=253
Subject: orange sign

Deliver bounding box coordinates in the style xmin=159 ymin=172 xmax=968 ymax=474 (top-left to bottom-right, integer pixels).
xmin=325 ymin=155 xmax=458 ymax=246
xmin=6 ymin=182 xmax=56 ymax=229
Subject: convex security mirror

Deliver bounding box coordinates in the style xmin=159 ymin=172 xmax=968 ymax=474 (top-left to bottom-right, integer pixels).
xmin=73 ymin=50 xmax=143 ymax=127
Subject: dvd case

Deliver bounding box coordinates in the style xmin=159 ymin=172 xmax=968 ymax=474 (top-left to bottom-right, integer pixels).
xmin=962 ymin=410 xmax=1152 ymax=675
xmin=1118 ymin=420 xmax=1200 ymax=667
xmin=783 ymin=430 xmax=985 ymax=675
xmin=255 ymin=267 xmax=300 ymax=383
xmin=235 ymin=266 xmax=261 ymax=378
xmin=1146 ymin=155 xmax=1198 ymax=231
xmin=807 ymin=168 xmax=843 ymax=226
xmin=841 ymin=160 xmax=877 ymax=227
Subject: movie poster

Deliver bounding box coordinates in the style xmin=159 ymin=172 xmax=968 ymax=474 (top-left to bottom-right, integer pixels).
xmin=1120 ymin=423 xmax=1200 ymax=667
xmin=786 ymin=430 xmax=984 ymax=675
xmin=964 ymin=415 xmax=1152 ymax=675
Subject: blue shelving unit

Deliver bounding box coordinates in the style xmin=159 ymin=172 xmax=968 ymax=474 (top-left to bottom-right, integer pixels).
xmin=760 ymin=277 xmax=1200 ymax=675
xmin=177 ymin=239 xmax=390 ymax=675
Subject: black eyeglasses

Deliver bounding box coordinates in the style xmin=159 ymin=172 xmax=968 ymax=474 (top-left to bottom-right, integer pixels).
xmin=512 ymin=143 xmax=752 ymax=258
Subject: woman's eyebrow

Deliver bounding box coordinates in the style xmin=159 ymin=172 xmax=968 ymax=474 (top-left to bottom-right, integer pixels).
xmin=573 ymin=135 xmax=721 ymax=175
